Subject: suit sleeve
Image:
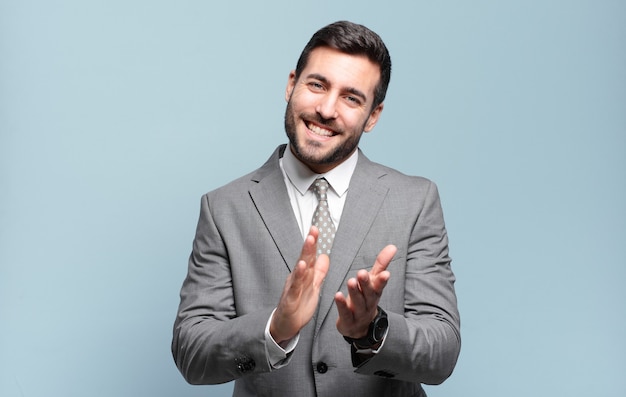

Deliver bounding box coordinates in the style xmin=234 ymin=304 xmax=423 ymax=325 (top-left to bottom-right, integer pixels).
xmin=171 ymin=193 xmax=274 ymax=384
xmin=354 ymin=180 xmax=461 ymax=384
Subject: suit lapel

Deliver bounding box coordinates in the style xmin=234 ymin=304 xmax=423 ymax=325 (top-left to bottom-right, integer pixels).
xmin=248 ymin=146 xmax=303 ymax=272
xmin=314 ymin=153 xmax=389 ymax=336
xmin=248 ymin=147 xmax=391 ymax=335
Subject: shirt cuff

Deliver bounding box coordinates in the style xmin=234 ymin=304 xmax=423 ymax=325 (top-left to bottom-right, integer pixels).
xmin=264 ymin=308 xmax=299 ymax=368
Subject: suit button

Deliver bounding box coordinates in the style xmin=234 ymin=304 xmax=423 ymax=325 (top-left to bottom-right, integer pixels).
xmin=235 ymin=356 xmax=255 ymax=373
xmin=316 ymin=362 xmax=328 ymax=374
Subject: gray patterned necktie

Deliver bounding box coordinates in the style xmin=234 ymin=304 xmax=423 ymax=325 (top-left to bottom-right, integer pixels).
xmin=311 ymin=178 xmax=336 ymax=256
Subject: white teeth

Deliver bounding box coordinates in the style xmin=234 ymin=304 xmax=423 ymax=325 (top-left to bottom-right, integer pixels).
xmin=308 ymin=123 xmax=334 ymax=137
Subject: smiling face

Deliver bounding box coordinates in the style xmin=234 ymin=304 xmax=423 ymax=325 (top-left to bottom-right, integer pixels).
xmin=284 ymin=46 xmax=384 ymax=173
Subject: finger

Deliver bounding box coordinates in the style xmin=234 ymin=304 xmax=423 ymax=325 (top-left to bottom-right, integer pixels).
xmin=359 ymin=267 xmax=390 ymax=294
xmin=285 ymin=259 xmax=308 ymax=295
xmin=313 ymin=253 xmax=330 ymax=288
xmin=357 ymin=269 xmax=390 ymax=310
xmin=289 ymin=249 xmax=329 ymax=303
xmin=334 ymin=292 xmax=355 ymax=329
xmin=370 ymin=244 xmax=397 ymax=275
xmin=297 ymin=226 xmax=319 ymax=268
xmin=356 ymin=269 xmax=375 ymax=296
xmin=346 ymin=277 xmax=368 ymax=315
xmin=334 ymin=292 xmax=350 ymax=317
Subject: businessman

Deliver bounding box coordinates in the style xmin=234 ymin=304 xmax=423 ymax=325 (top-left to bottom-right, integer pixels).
xmin=173 ymin=20 xmax=460 ymax=396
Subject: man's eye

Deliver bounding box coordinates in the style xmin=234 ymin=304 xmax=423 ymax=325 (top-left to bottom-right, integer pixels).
xmin=345 ymin=96 xmax=361 ymax=105
xmin=309 ymin=82 xmax=324 ymax=90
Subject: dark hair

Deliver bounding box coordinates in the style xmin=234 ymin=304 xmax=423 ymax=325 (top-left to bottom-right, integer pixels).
xmin=294 ymin=21 xmax=392 ymax=109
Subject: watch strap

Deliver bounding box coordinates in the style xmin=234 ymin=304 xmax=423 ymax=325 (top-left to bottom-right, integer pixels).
xmin=343 ymin=306 xmax=388 ymax=348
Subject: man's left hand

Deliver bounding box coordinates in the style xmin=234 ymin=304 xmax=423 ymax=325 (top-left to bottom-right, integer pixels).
xmin=334 ymin=244 xmax=397 ymax=339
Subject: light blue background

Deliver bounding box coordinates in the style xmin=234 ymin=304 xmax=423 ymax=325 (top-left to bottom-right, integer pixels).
xmin=1 ymin=1 xmax=624 ymax=396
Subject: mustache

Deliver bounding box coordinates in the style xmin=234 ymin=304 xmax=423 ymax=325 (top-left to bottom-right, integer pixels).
xmin=300 ymin=112 xmax=342 ymax=133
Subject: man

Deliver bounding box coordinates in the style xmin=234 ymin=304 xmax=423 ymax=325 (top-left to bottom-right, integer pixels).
xmin=172 ymin=21 xmax=460 ymax=396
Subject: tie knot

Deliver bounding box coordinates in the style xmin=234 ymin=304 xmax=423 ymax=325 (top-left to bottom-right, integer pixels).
xmin=312 ymin=178 xmax=330 ymax=201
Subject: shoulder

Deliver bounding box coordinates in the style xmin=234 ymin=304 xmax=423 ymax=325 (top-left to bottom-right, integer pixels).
xmin=203 ymin=145 xmax=285 ymax=199
xmin=357 ymin=151 xmax=437 ymax=192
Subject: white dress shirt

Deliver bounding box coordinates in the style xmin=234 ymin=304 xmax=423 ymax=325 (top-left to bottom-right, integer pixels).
xmin=280 ymin=145 xmax=357 ymax=238
xmin=264 ymin=145 xmax=359 ymax=368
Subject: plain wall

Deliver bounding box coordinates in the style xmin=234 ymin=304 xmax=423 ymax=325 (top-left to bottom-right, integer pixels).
xmin=1 ymin=1 xmax=624 ymax=396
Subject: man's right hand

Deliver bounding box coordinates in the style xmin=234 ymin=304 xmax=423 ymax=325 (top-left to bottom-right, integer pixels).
xmin=270 ymin=226 xmax=330 ymax=347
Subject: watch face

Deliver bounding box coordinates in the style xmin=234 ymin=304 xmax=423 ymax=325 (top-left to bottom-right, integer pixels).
xmin=373 ymin=317 xmax=388 ymax=341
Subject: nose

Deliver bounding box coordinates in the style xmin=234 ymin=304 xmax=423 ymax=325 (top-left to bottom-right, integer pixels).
xmin=315 ymin=93 xmax=339 ymax=120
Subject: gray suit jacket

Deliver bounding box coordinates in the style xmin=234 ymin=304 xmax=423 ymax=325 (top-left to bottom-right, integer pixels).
xmin=173 ymin=145 xmax=460 ymax=397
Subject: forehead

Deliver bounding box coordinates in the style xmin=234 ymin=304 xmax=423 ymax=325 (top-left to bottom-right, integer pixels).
xmin=302 ymin=47 xmax=381 ymax=99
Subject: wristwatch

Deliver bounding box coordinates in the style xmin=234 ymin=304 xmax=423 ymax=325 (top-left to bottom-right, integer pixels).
xmin=343 ymin=306 xmax=388 ymax=349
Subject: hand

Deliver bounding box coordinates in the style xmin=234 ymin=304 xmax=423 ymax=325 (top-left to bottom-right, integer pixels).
xmin=270 ymin=226 xmax=330 ymax=346
xmin=335 ymin=244 xmax=397 ymax=339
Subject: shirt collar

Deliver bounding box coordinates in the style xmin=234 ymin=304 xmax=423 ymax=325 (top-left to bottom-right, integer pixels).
xmin=281 ymin=145 xmax=358 ymax=197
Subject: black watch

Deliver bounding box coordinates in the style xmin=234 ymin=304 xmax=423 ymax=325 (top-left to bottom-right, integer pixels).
xmin=343 ymin=306 xmax=388 ymax=348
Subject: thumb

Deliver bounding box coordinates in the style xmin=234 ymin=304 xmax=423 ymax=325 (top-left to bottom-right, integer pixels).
xmin=314 ymin=253 xmax=330 ymax=287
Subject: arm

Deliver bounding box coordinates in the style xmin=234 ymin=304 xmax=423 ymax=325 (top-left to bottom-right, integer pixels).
xmin=172 ymin=194 xmax=329 ymax=384
xmin=336 ymin=180 xmax=461 ymax=384
xmin=172 ymin=194 xmax=271 ymax=384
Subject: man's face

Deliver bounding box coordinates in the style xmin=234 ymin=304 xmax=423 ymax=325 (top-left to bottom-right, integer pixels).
xmin=284 ymin=46 xmax=384 ymax=173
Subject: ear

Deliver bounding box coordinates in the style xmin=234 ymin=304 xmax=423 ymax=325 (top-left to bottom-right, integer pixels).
xmin=285 ymin=70 xmax=297 ymax=102
xmin=364 ymin=103 xmax=384 ymax=132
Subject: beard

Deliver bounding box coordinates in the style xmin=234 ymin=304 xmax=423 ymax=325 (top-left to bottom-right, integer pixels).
xmin=284 ymin=98 xmax=365 ymax=170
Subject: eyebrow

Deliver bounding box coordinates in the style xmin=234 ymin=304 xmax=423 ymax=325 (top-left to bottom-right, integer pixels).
xmin=306 ymin=73 xmax=368 ymax=103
